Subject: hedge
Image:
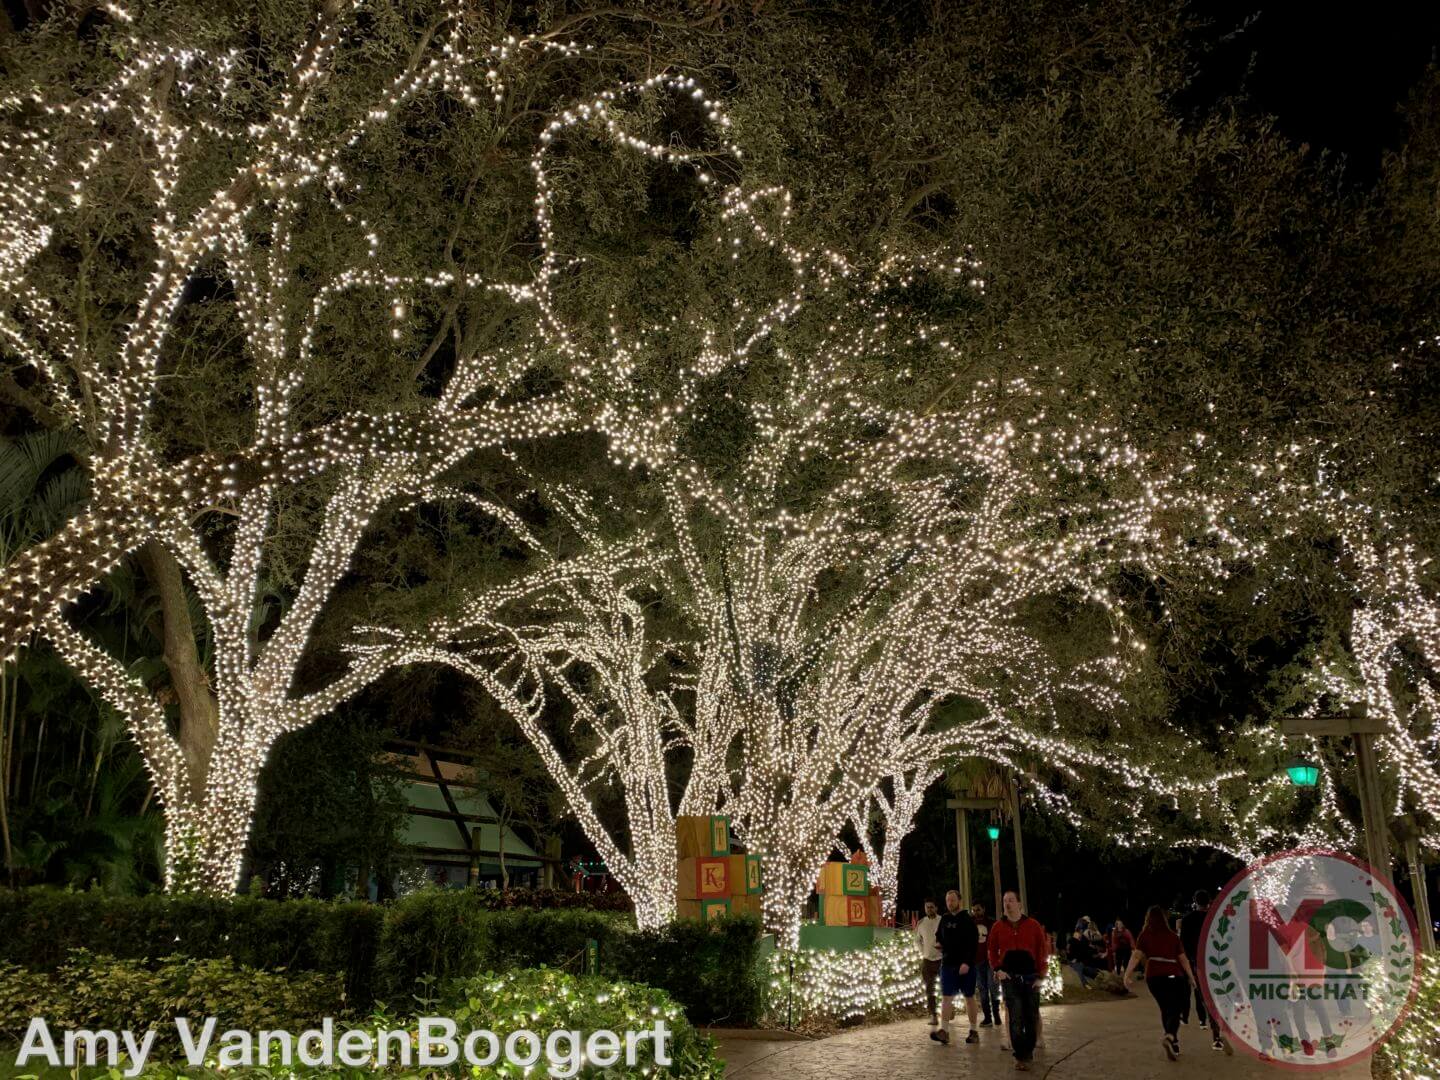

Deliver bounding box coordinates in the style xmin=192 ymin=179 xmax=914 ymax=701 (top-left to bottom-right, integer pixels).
xmin=0 ymin=888 xmax=767 ymax=1026
xmin=372 ymin=890 xmax=631 ymax=1003
xmin=0 ymin=890 xmax=385 ymax=1005
xmin=0 ymin=951 xmax=347 ymax=1048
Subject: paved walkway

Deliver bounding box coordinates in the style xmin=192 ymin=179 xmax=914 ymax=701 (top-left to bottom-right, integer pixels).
xmin=716 ymin=997 xmax=1372 ymax=1079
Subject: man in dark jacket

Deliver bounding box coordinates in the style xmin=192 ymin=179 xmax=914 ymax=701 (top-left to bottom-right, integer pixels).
xmin=929 ymin=889 xmax=981 ymax=1046
xmin=1179 ymin=889 xmax=1226 ymax=1050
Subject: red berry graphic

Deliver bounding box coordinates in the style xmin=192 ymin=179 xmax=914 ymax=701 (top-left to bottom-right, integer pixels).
xmin=1302 ymin=1041 xmax=1315 ymax=1056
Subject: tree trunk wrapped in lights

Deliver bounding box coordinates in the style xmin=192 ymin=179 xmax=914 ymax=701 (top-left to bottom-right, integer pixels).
xmin=847 ymin=765 xmax=942 ymax=922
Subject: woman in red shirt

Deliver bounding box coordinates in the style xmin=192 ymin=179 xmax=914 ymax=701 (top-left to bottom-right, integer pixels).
xmin=1109 ymin=918 xmax=1135 ymax=973
xmin=1124 ymin=905 xmax=1197 ymax=1061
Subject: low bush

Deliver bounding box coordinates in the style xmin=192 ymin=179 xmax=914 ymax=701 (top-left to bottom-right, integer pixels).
xmin=0 ymin=889 xmax=384 ymax=1004
xmin=469 ymin=887 xmax=631 ymax=912
xmin=0 ymin=950 xmax=346 ymax=1048
xmin=423 ymin=968 xmax=724 ymax=1077
xmin=373 ymin=890 xmax=629 ymax=1003
xmin=1376 ymin=953 xmax=1437 ymax=1079
xmin=606 ymin=914 xmax=765 ymax=1026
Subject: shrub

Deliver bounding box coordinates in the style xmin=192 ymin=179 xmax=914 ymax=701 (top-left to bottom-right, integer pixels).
xmin=604 ymin=914 xmax=766 ymax=1026
xmin=0 ymin=889 xmax=384 ymax=1004
xmin=470 ymin=887 xmax=632 ymax=912
xmin=0 ymin=950 xmax=346 ymax=1048
xmin=1376 ymin=953 xmax=1438 ymax=1079
xmin=764 ymin=932 xmax=923 ymax=1026
xmin=425 ymin=968 xmax=724 ymax=1077
xmin=373 ymin=890 xmax=630 ymax=1003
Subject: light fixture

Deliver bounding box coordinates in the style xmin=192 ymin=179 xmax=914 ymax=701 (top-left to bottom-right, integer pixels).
xmin=1284 ymin=756 xmax=1321 ymax=788
xmin=987 ymin=824 xmax=1002 ymax=841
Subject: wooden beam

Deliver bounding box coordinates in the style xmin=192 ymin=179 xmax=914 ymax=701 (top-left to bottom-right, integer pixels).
xmin=403 ymin=844 xmax=561 ymax=863
xmin=1281 ymin=716 xmax=1389 ymax=737
xmin=388 ymin=768 xmax=487 ymax=789
xmin=1353 ymin=732 xmax=1393 ymax=882
xmin=946 ymin=797 xmax=1004 ymax=810
xmin=403 ymin=805 xmax=499 ymax=825
xmin=424 ymin=748 xmax=475 ymax=850
xmin=1009 ymin=776 xmax=1029 ymax=913
xmin=956 ymin=808 xmax=972 ymax=907
xmin=387 ymin=736 xmax=483 ymax=760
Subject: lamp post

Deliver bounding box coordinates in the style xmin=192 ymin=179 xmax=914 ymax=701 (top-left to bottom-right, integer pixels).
xmin=1280 ymin=710 xmax=1392 ymax=899
xmin=1395 ymin=815 xmax=1437 ymax=953
xmin=989 ymin=817 xmax=1003 ymax=917
xmin=949 ymin=794 xmax=1004 ymax=911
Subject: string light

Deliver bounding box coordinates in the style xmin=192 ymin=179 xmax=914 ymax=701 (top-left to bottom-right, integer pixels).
xmin=0 ymin=5 xmax=736 ymax=895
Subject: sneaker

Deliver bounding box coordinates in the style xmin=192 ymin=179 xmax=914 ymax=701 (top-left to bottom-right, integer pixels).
xmin=1163 ymin=1037 xmax=1178 ymax=1062
xmin=930 ymin=1029 xmax=950 ymax=1045
xmin=1215 ymin=1037 xmax=1233 ymax=1056
xmin=980 ymin=1019 xmax=994 ymax=1027
xmin=928 ymin=1016 xmax=939 ymax=1027
xmin=966 ymin=1030 xmax=979 ymax=1044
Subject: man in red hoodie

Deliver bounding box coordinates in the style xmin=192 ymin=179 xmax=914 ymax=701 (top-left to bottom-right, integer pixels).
xmin=987 ymin=889 xmax=1049 ymax=1071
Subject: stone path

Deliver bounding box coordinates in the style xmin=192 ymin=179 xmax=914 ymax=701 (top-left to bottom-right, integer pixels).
xmin=716 ymin=997 xmax=1372 ymax=1079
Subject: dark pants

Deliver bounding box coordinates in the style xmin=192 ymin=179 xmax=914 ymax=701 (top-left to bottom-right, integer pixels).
xmin=1113 ymin=946 xmax=1131 ymax=974
xmin=1069 ymin=960 xmax=1101 ymax=988
xmin=1002 ymin=975 xmax=1041 ymax=1061
xmin=977 ymin=961 xmax=1001 ymax=1022
xmin=921 ymin=958 xmax=942 ymax=1018
xmin=1147 ymin=976 xmax=1189 ymax=1039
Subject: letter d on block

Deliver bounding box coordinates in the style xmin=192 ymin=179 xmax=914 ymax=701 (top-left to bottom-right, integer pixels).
xmin=418 ymin=1018 xmax=458 ymax=1066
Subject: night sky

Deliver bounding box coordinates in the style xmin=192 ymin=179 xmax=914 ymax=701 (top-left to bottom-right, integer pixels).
xmin=1189 ymin=2 xmax=1440 ymax=181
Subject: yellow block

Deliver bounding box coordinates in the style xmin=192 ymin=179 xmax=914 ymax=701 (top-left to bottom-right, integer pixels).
xmin=821 ymin=894 xmax=871 ymax=927
xmin=729 ymin=893 xmax=764 ymax=918
xmin=677 ymin=815 xmax=730 ymax=858
xmin=677 ymin=898 xmax=731 ymax=923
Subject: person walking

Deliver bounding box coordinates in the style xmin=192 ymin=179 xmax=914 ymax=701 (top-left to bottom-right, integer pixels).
xmin=929 ymin=890 xmax=982 ymax=1046
xmin=1110 ymin=918 xmax=1135 ymax=975
xmin=1067 ymin=920 xmax=1103 ymax=988
xmin=916 ymin=899 xmax=943 ymax=1026
xmin=1178 ymin=890 xmax=1229 ymax=1051
xmin=1124 ymin=904 xmax=1198 ymax=1062
xmin=989 ymin=889 xmax=1048 ymax=1071
xmin=971 ymin=902 xmax=1002 ymax=1027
